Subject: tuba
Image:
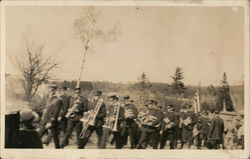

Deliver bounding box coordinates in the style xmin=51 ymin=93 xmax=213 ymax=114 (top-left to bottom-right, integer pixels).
xmin=79 ymin=98 xmax=103 ymax=138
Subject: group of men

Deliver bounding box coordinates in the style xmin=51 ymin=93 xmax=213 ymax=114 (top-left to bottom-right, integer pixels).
xmin=37 ymin=84 xmax=244 ymax=149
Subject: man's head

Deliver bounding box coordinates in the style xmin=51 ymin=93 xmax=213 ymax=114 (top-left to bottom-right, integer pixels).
xmin=187 ymin=105 xmax=193 ymax=112
xmin=48 ymin=84 xmax=57 ymax=96
xmin=107 ymin=92 xmax=118 ymax=104
xmin=92 ymin=90 xmax=102 ymax=101
xmin=214 ymin=109 xmax=220 ymax=115
xmin=123 ymin=95 xmax=130 ymax=105
xmin=167 ymin=105 xmax=175 ymax=112
xmin=148 ymin=100 xmax=157 ymax=109
xmin=182 ymin=105 xmax=188 ymax=113
xmin=74 ymin=87 xmax=81 ymax=97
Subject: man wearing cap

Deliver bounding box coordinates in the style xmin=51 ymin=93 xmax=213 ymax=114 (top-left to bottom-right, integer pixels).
xmin=100 ymin=93 xmax=125 ymax=149
xmin=37 ymin=84 xmax=62 ymax=149
xmin=199 ymin=111 xmax=210 ymax=148
xmin=137 ymin=100 xmax=164 ymax=149
xmin=179 ymin=105 xmax=196 ymax=149
xmin=81 ymin=90 xmax=106 ymax=149
xmin=208 ymin=109 xmax=224 ymax=149
xmin=57 ymin=86 xmax=71 ymax=135
xmin=61 ymin=87 xmax=88 ymax=149
xmin=120 ymin=95 xmax=138 ymax=149
xmin=159 ymin=105 xmax=178 ymax=149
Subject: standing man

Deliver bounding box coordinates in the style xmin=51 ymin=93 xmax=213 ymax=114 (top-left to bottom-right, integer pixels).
xmin=180 ymin=105 xmax=196 ymax=149
xmin=38 ymin=84 xmax=62 ymax=149
xmin=100 ymin=93 xmax=125 ymax=149
xmin=58 ymin=86 xmax=71 ymax=135
xmin=61 ymin=87 xmax=88 ymax=149
xmin=199 ymin=111 xmax=210 ymax=148
xmin=159 ymin=105 xmax=178 ymax=149
xmin=137 ymin=100 xmax=163 ymax=149
xmin=208 ymin=109 xmax=224 ymax=149
xmin=81 ymin=90 xmax=106 ymax=148
xmin=121 ymin=96 xmax=138 ymax=149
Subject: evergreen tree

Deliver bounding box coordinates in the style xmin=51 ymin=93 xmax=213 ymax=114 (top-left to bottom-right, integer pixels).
xmin=137 ymin=72 xmax=152 ymax=104
xmin=216 ymin=72 xmax=234 ymax=111
xmin=171 ymin=67 xmax=186 ymax=98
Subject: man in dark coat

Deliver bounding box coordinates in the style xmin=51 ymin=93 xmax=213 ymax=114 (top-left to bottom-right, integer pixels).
xmin=199 ymin=111 xmax=210 ymax=148
xmin=159 ymin=105 xmax=178 ymax=149
xmin=120 ymin=95 xmax=138 ymax=149
xmin=208 ymin=109 xmax=224 ymax=149
xmin=100 ymin=93 xmax=125 ymax=149
xmin=18 ymin=108 xmax=43 ymax=148
xmin=180 ymin=105 xmax=197 ymax=149
xmin=137 ymin=100 xmax=164 ymax=149
xmin=61 ymin=87 xmax=88 ymax=149
xmin=80 ymin=90 xmax=106 ymax=148
xmin=58 ymin=86 xmax=71 ymax=134
xmin=37 ymin=85 xmax=62 ymax=149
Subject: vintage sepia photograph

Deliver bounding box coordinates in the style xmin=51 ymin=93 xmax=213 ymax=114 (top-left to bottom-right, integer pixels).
xmin=1 ymin=1 xmax=249 ymax=158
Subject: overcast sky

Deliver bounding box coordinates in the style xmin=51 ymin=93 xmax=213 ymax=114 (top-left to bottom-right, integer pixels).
xmin=5 ymin=6 xmax=245 ymax=86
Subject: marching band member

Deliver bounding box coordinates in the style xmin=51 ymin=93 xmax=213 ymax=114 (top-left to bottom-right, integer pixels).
xmin=199 ymin=111 xmax=210 ymax=148
xmin=208 ymin=109 xmax=224 ymax=149
xmin=100 ymin=93 xmax=125 ymax=149
xmin=57 ymin=86 xmax=71 ymax=135
xmin=159 ymin=105 xmax=178 ymax=149
xmin=61 ymin=87 xmax=88 ymax=149
xmin=37 ymin=84 xmax=62 ymax=149
xmin=180 ymin=105 xmax=196 ymax=149
xmin=121 ymin=95 xmax=138 ymax=149
xmin=81 ymin=90 xmax=106 ymax=148
xmin=137 ymin=100 xmax=164 ymax=149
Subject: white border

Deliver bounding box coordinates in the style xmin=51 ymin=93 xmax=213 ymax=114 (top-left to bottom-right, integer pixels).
xmin=1 ymin=1 xmax=249 ymax=159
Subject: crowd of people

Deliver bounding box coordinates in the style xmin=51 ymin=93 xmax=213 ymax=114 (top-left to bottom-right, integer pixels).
xmin=5 ymin=84 xmax=244 ymax=150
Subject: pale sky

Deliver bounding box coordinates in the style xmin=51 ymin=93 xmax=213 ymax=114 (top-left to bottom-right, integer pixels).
xmin=5 ymin=6 xmax=245 ymax=86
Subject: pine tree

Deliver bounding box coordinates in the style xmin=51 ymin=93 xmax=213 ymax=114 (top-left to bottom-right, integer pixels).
xmin=216 ymin=72 xmax=234 ymax=111
xmin=137 ymin=72 xmax=152 ymax=104
xmin=171 ymin=67 xmax=186 ymax=98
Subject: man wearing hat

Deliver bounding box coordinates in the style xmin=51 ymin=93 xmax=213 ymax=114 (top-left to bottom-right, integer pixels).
xmin=137 ymin=100 xmax=164 ymax=149
xmin=18 ymin=108 xmax=43 ymax=148
xmin=208 ymin=109 xmax=224 ymax=149
xmin=120 ymin=95 xmax=138 ymax=149
xmin=37 ymin=84 xmax=62 ymax=149
xmin=100 ymin=93 xmax=125 ymax=149
xmin=81 ymin=90 xmax=106 ymax=148
xmin=61 ymin=87 xmax=89 ymax=149
xmin=159 ymin=105 xmax=178 ymax=149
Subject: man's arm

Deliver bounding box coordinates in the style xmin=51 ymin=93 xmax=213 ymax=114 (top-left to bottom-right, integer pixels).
xmin=96 ymin=103 xmax=106 ymax=119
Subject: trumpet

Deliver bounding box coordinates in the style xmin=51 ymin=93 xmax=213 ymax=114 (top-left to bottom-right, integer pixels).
xmin=79 ymin=98 xmax=103 ymax=138
xmin=103 ymin=102 xmax=121 ymax=132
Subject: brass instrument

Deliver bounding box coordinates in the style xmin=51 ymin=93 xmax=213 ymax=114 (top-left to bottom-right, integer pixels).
xmin=65 ymin=97 xmax=81 ymax=118
xmin=135 ymin=111 xmax=161 ymax=128
xmin=179 ymin=117 xmax=191 ymax=127
xmin=124 ymin=107 xmax=134 ymax=119
xmin=163 ymin=117 xmax=174 ymax=130
xmin=79 ymin=98 xmax=103 ymax=138
xmin=103 ymin=102 xmax=121 ymax=132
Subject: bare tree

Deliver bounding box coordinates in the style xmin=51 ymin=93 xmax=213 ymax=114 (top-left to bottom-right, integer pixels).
xmin=73 ymin=7 xmax=120 ymax=87
xmin=12 ymin=42 xmax=59 ymax=102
